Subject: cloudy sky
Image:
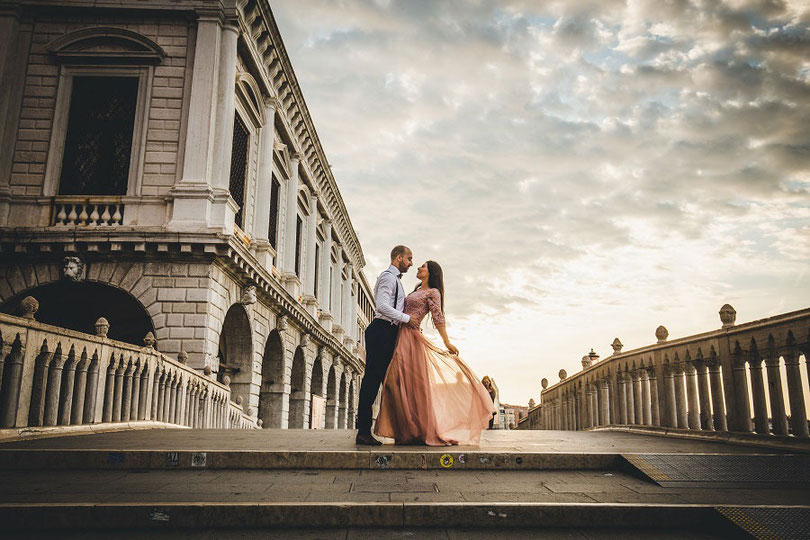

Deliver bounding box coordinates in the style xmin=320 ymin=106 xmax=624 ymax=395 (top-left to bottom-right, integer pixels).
xmin=272 ymin=0 xmax=810 ymax=406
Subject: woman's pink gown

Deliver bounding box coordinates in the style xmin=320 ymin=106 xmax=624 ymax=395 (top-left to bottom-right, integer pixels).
xmin=374 ymin=287 xmax=497 ymax=446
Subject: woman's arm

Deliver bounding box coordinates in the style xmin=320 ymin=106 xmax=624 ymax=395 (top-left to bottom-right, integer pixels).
xmin=436 ymin=324 xmax=459 ymax=355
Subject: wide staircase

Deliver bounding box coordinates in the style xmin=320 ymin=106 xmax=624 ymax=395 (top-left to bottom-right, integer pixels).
xmin=1 ymin=429 xmax=809 ymax=538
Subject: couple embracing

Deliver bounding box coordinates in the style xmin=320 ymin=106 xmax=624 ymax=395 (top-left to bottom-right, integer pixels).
xmin=355 ymin=245 xmax=496 ymax=446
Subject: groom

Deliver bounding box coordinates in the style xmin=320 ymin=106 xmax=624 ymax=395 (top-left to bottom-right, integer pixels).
xmin=355 ymin=245 xmax=419 ymax=445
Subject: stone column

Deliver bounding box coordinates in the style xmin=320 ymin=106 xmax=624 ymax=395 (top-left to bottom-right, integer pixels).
xmin=647 ymin=367 xmax=660 ymax=426
xmin=617 ymin=374 xmax=628 ymax=424
xmin=632 ymin=370 xmax=643 ymax=425
xmin=783 ymin=345 xmax=809 ymax=438
xmin=694 ymin=358 xmax=713 ymax=430
xmin=685 ymin=360 xmax=700 ymax=430
xmin=282 ymin=153 xmax=302 ymax=296
xmin=706 ymin=356 xmax=728 ymax=431
xmin=341 ymin=269 xmax=354 ymax=346
xmin=747 ymin=353 xmax=769 ymax=434
xmin=318 ymin=220 xmax=333 ymax=330
xmin=252 ymin=97 xmax=278 ymax=268
xmin=624 ymin=372 xmax=636 ymax=425
xmin=171 ymin=17 xmax=232 ymax=230
xmin=302 ymin=191 xmax=320 ymax=316
xmin=599 ymin=379 xmax=610 ymax=425
xmin=730 ymin=343 xmax=753 ymax=433
xmin=663 ymin=364 xmax=677 ymax=428
xmin=764 ymin=348 xmax=788 ymax=436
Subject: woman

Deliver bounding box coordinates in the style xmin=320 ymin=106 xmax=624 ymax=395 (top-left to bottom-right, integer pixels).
xmin=374 ymin=261 xmax=497 ymax=445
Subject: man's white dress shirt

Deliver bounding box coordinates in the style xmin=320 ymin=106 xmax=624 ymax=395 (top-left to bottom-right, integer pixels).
xmin=373 ymin=265 xmax=410 ymax=325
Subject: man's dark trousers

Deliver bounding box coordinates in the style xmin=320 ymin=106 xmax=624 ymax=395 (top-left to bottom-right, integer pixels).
xmin=356 ymin=318 xmax=399 ymax=434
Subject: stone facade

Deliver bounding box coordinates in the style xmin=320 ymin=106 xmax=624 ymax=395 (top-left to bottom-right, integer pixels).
xmin=0 ymin=0 xmax=375 ymax=429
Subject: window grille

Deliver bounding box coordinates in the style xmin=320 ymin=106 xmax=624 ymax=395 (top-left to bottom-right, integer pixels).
xmin=59 ymin=76 xmax=138 ymax=195
xmin=268 ymin=176 xmax=280 ymax=248
xmin=229 ymin=114 xmax=249 ymax=228
xmin=294 ymin=215 xmax=303 ymax=277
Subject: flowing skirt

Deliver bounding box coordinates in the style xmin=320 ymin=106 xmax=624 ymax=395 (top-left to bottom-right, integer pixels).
xmin=374 ymin=327 xmax=497 ymax=446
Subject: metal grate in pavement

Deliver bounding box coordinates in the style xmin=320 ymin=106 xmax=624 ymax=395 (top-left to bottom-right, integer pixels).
xmin=624 ymin=454 xmax=810 ymax=485
xmin=717 ymin=506 xmax=810 ymax=540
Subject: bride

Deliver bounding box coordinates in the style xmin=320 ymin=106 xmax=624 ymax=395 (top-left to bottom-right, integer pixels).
xmin=374 ymin=260 xmax=497 ymax=445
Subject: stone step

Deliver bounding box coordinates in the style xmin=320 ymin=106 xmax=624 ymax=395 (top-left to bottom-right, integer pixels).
xmin=0 ymin=448 xmax=620 ymax=470
xmin=0 ymin=501 xmax=752 ymax=533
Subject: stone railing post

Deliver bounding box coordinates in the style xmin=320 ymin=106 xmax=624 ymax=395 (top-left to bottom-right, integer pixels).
xmin=590 ymin=384 xmax=598 ymax=426
xmin=0 ymin=334 xmax=25 ymax=427
xmin=70 ymin=349 xmax=90 ymax=425
xmin=731 ymin=341 xmax=754 ymax=432
xmin=640 ymin=368 xmax=652 ymax=425
xmin=580 ymin=383 xmax=589 ymax=429
xmin=764 ymin=337 xmax=788 ymax=436
xmin=672 ymin=357 xmax=688 ymax=429
xmin=624 ymin=371 xmax=636 ymax=425
xmin=43 ymin=344 xmax=67 ymax=426
xmin=783 ymin=334 xmax=809 ymax=438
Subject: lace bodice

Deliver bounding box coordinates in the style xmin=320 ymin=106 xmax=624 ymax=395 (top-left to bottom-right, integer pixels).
xmin=404 ymin=287 xmax=445 ymax=327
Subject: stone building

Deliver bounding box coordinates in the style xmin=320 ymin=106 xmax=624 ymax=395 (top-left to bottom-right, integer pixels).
xmin=0 ymin=0 xmax=375 ymax=429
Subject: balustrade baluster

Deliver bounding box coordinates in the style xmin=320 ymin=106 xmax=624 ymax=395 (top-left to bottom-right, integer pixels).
xmin=130 ymin=360 xmax=143 ymax=421
xmin=783 ymin=333 xmax=809 ymax=438
xmin=663 ymin=362 xmax=678 ymax=428
xmin=684 ymin=355 xmax=700 ymax=430
xmin=70 ymin=349 xmax=89 ymax=425
xmin=57 ymin=345 xmax=78 ymax=425
xmin=706 ymin=352 xmax=728 ymax=431
xmin=157 ymin=370 xmax=167 ymax=422
xmin=43 ymin=344 xmax=66 ymax=426
xmin=641 ymin=369 xmax=652 ymax=425
xmin=693 ymin=354 xmax=714 ymax=430
xmin=747 ymin=343 xmax=769 ymax=434
xmin=617 ymin=374 xmax=628 ymax=424
xmin=112 ymin=357 xmax=127 ymax=422
xmin=83 ymin=352 xmax=100 ymax=424
xmin=730 ymin=341 xmax=753 ymax=432
xmin=672 ymin=358 xmax=688 ymax=429
xmin=625 ymin=372 xmax=636 ymax=425
xmin=581 ymin=385 xmax=589 ymax=429
xmin=632 ymin=370 xmax=643 ymax=425
xmin=150 ymin=367 xmax=162 ymax=420
xmin=168 ymin=374 xmax=178 ymax=424
xmin=121 ymin=358 xmax=135 ymax=422
xmin=599 ymin=379 xmax=610 ymax=425
xmin=138 ymin=366 xmax=150 ymax=420
xmin=764 ymin=337 xmax=788 ymax=436
xmin=0 ymin=335 xmax=24 ymax=428
xmin=590 ymin=385 xmax=598 ymax=426
xmin=102 ymin=354 xmax=118 ymax=423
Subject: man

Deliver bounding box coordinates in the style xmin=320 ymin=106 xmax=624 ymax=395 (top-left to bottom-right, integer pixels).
xmin=355 ymin=245 xmax=419 ymax=445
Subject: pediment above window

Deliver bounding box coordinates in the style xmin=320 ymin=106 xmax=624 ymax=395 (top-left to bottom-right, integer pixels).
xmin=47 ymin=27 xmax=166 ymax=64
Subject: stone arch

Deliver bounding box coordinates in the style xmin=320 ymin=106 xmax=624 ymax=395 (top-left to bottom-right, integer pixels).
xmin=338 ymin=370 xmax=348 ymax=429
xmin=325 ymin=364 xmax=338 ymax=429
xmin=46 ymin=26 xmax=167 ymax=63
xmin=0 ymin=261 xmax=174 ymax=349
xmin=0 ymin=278 xmax=154 ymax=347
xmin=217 ymin=304 xmax=253 ymax=405
xmin=288 ymin=346 xmax=308 ymax=428
xmin=258 ymin=329 xmax=284 ymax=428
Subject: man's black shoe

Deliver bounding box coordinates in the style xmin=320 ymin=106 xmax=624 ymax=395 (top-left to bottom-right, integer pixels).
xmin=355 ymin=432 xmax=382 ymax=446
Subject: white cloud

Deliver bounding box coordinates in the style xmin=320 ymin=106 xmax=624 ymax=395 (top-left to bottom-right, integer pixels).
xmin=273 ymin=0 xmax=810 ymax=405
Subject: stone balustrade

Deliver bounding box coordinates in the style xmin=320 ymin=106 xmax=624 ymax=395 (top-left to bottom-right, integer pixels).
xmin=521 ymin=305 xmax=810 ymax=439
xmin=0 ymin=307 xmax=254 ymax=430
xmin=51 ymin=196 xmax=125 ymax=227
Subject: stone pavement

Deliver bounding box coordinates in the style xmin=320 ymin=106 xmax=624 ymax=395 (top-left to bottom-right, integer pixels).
xmin=1 ymin=429 xmax=808 ymax=537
